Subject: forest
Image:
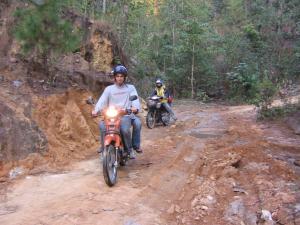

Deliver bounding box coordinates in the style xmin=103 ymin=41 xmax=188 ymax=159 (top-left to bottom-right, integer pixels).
xmin=1 ymin=1 xmax=300 ymax=224
xmin=14 ymin=0 xmax=300 ymax=107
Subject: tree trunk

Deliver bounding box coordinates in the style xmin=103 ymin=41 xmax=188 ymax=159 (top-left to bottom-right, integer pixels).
xmin=191 ymin=42 xmax=195 ymax=99
xmin=84 ymin=0 xmax=88 ymax=17
xmin=41 ymin=50 xmax=50 ymax=79
xmin=154 ymin=0 xmax=159 ymax=16
xmin=171 ymin=4 xmax=176 ymax=67
xmin=172 ymin=23 xmax=175 ymax=65
xmin=121 ymin=4 xmax=129 ymax=48
xmin=103 ymin=0 xmax=106 ymax=14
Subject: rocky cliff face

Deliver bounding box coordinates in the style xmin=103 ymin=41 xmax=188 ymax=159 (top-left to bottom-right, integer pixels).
xmin=0 ymin=99 xmax=47 ymax=162
xmin=0 ymin=1 xmax=127 ymax=178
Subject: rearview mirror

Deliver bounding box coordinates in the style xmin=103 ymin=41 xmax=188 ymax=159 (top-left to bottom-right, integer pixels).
xmin=129 ymin=95 xmax=138 ymax=101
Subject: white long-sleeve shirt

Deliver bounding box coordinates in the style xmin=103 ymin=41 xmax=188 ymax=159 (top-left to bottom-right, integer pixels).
xmin=94 ymin=83 xmax=141 ymax=113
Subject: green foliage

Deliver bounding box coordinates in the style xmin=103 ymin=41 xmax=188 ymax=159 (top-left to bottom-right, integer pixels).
xmin=255 ymin=78 xmax=278 ymax=109
xmin=14 ymin=0 xmax=81 ymax=69
xmin=12 ymin=0 xmax=299 ymax=102
xmin=243 ymin=24 xmax=262 ymax=49
xmin=257 ymin=103 xmax=299 ymax=120
xmin=226 ymin=63 xmax=260 ymax=102
xmin=196 ymin=89 xmax=210 ymax=102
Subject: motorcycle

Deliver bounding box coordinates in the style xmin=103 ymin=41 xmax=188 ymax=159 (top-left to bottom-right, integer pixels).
xmin=101 ymin=95 xmax=137 ymax=187
xmin=146 ymin=95 xmax=171 ymax=129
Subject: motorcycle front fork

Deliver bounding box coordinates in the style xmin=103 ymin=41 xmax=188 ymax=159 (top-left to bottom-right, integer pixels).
xmin=114 ymin=147 xmax=119 ymax=167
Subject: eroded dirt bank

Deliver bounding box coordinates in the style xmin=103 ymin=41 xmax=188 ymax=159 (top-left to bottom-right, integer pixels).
xmin=0 ymin=67 xmax=101 ymax=178
xmin=0 ymin=100 xmax=299 ymax=225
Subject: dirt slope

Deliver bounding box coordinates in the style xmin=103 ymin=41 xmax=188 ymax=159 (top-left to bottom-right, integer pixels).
xmin=0 ymin=100 xmax=299 ymax=225
xmin=0 ymin=0 xmax=126 ymax=177
xmin=0 ymin=65 xmax=103 ymax=178
xmin=32 ymin=89 xmax=99 ymax=163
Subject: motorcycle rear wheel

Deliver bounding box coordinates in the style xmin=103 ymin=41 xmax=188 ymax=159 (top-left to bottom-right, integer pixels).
xmin=102 ymin=144 xmax=117 ymax=187
xmin=146 ymin=111 xmax=156 ymax=129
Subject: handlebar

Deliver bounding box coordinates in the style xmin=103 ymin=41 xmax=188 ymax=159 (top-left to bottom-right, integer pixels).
xmin=149 ymin=95 xmax=164 ymax=99
xmin=126 ymin=108 xmax=132 ymax=114
xmin=126 ymin=108 xmax=139 ymax=115
xmin=92 ymin=107 xmax=138 ymax=118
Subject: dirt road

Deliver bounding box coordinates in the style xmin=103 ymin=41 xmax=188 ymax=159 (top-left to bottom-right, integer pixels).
xmin=0 ymin=101 xmax=299 ymax=225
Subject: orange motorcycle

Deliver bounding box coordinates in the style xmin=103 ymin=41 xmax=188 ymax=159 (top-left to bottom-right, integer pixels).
xmin=101 ymin=95 xmax=137 ymax=186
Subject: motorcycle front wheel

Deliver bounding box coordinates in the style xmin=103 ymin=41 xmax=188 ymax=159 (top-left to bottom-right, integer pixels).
xmin=119 ymin=150 xmax=127 ymax=166
xmin=146 ymin=110 xmax=156 ymax=129
xmin=162 ymin=112 xmax=171 ymax=126
xmin=102 ymin=144 xmax=117 ymax=187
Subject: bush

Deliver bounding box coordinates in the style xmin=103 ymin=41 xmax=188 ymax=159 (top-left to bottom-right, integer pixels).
xmin=196 ymin=89 xmax=209 ymax=102
xmin=257 ymin=103 xmax=299 ymax=120
xmin=226 ymin=62 xmax=260 ymax=102
xmin=256 ymin=81 xmax=300 ymax=120
xmin=13 ymin=0 xmax=81 ymax=75
xmin=255 ymin=78 xmax=278 ymax=110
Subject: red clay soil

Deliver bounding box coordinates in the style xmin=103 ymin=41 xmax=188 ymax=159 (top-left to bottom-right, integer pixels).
xmin=0 ymin=99 xmax=299 ymax=225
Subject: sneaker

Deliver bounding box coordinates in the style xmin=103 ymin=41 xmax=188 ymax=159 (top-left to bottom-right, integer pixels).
xmin=172 ymin=115 xmax=177 ymax=121
xmin=135 ymin=148 xmax=143 ymax=154
xmin=129 ymin=150 xmax=136 ymax=159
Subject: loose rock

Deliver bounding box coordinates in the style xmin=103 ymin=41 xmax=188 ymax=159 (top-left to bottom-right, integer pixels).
xmin=12 ymin=80 xmax=22 ymax=88
xmin=167 ymin=204 xmax=175 ymax=214
xmin=233 ymin=187 xmax=248 ymax=195
xmin=224 ymin=199 xmax=245 ymax=223
xmin=9 ymin=167 xmax=24 ymax=179
xmin=261 ymin=209 xmax=273 ymax=221
xmin=200 ymin=205 xmax=208 ymax=210
xmin=175 ymin=205 xmax=181 ymax=213
xmin=295 ymin=203 xmax=300 ymax=212
xmin=294 ymin=160 xmax=300 ymax=167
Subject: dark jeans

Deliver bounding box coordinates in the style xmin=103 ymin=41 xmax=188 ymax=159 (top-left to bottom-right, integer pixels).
xmin=162 ymin=102 xmax=175 ymax=117
xmin=99 ymin=115 xmax=142 ymax=152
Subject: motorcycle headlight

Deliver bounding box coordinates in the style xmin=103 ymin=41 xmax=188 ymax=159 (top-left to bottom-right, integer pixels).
xmin=106 ymin=107 xmax=118 ymax=118
xmin=147 ymin=100 xmax=156 ymax=108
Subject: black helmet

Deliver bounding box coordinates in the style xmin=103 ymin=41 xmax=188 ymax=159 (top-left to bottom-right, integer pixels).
xmin=113 ymin=64 xmax=128 ymax=76
xmin=155 ymin=78 xmax=163 ymax=88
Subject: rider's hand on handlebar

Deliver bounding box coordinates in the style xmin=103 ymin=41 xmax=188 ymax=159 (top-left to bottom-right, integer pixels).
xmin=91 ymin=110 xmax=98 ymax=117
xmin=130 ymin=107 xmax=138 ymax=114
